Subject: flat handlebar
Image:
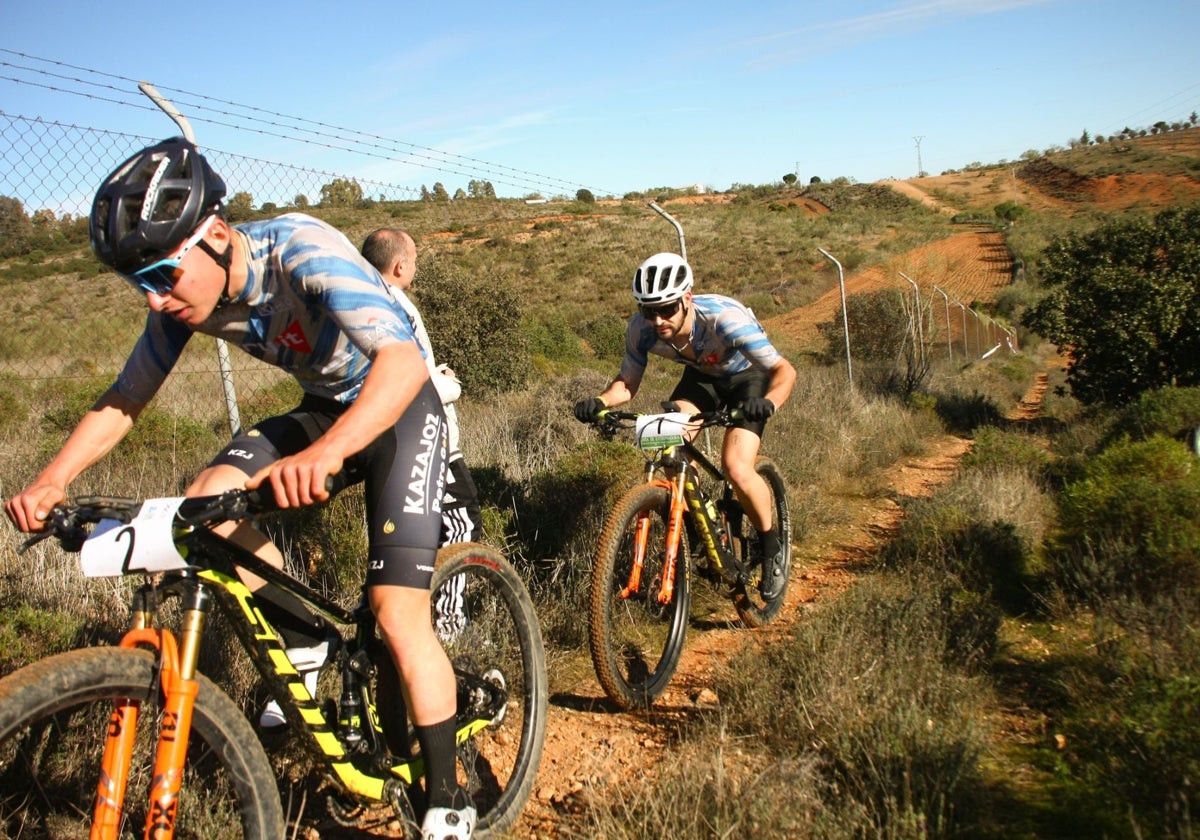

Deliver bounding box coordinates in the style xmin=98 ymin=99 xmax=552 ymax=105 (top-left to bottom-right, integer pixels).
xmin=19 ymin=476 xmax=341 ymax=555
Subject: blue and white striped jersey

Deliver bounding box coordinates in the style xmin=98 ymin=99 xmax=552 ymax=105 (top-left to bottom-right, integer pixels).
xmin=115 ymin=214 xmax=424 ymax=405
xmin=616 ymin=293 xmax=782 ymax=390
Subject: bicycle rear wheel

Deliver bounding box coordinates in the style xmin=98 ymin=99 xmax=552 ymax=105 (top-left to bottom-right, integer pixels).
xmin=0 ymin=646 xmax=282 ymax=839
xmin=731 ymin=457 xmax=792 ymax=627
xmin=588 ymin=483 xmax=691 ymax=710
xmin=431 ymin=543 xmax=548 ymax=838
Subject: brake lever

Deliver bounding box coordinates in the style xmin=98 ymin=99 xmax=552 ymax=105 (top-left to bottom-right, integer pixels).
xmin=18 ymin=529 xmax=56 ymax=555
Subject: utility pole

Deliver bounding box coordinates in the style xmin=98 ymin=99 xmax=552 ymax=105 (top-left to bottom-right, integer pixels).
xmin=913 ymin=136 xmax=924 ymax=178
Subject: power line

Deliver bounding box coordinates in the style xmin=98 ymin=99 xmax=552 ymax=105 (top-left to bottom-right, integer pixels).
xmin=0 ymin=48 xmax=611 ymax=197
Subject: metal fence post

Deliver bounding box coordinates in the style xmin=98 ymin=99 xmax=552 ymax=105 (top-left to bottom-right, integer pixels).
xmin=817 ymin=248 xmax=853 ymax=390
xmin=953 ymin=301 xmax=970 ymax=358
xmin=648 ymin=201 xmax=687 ymax=262
xmin=139 ymin=82 xmax=243 ymax=436
xmin=968 ymin=306 xmax=984 ymax=360
xmin=898 ymin=271 xmax=925 ymax=367
xmin=932 ymin=285 xmax=952 ymax=362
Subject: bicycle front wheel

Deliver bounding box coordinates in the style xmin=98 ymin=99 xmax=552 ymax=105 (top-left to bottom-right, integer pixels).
xmin=431 ymin=543 xmax=548 ymax=838
xmin=0 ymin=646 xmax=282 ymax=839
xmin=732 ymin=457 xmax=793 ymax=627
xmin=588 ymin=483 xmax=691 ymax=710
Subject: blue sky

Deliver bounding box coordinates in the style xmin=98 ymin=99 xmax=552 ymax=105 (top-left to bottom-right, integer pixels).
xmin=3 ymin=0 xmax=1198 ymax=199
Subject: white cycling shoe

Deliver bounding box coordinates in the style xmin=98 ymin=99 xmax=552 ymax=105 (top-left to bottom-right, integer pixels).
xmin=258 ymin=640 xmax=328 ymax=730
xmin=422 ymin=804 xmax=477 ymax=840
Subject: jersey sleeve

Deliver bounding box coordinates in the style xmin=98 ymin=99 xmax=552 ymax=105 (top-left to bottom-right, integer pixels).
xmin=715 ymin=300 xmax=783 ymax=371
xmin=278 ymin=225 xmax=420 ymax=360
xmin=113 ymin=312 xmax=192 ymax=405
xmin=615 ymin=315 xmax=652 ymax=390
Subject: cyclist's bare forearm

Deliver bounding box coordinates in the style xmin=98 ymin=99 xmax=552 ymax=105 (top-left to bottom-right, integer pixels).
xmin=597 ymin=377 xmax=637 ymax=409
xmin=5 ymin=386 xmax=144 ymax=531
xmin=763 ymin=358 xmax=797 ymax=412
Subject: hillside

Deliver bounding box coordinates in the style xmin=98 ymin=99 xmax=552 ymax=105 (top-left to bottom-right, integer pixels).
xmin=2 ymin=121 xmax=1198 ymax=839
xmin=897 ymin=127 xmax=1200 ymax=216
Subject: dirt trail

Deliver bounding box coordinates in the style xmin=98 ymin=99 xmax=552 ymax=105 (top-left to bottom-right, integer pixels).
xmin=510 ymin=227 xmax=1043 ymax=838
xmin=316 ymin=230 xmax=1024 ymax=839
xmin=514 ymin=428 xmax=976 ymax=838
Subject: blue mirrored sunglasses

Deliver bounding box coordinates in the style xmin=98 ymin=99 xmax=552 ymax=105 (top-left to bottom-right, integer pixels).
xmin=120 ymin=215 xmax=217 ymax=296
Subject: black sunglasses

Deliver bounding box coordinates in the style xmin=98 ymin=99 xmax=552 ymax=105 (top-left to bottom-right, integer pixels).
xmin=639 ymin=299 xmax=683 ymax=320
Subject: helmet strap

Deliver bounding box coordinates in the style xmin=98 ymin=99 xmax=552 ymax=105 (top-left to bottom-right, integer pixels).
xmin=195 ymin=237 xmax=234 ymax=308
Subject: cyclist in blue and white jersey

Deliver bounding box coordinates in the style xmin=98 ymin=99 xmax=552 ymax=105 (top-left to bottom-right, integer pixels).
xmin=574 ymin=252 xmax=797 ymax=600
xmin=4 ymin=138 xmax=475 ymax=839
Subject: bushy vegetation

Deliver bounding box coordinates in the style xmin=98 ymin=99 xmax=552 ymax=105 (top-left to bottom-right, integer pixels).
xmin=1024 ymin=205 xmax=1200 ymax=406
xmin=3 ymin=132 xmax=1200 ymax=837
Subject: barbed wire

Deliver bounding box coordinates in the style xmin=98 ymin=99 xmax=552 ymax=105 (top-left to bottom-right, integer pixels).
xmin=0 ymin=49 xmax=611 ymax=197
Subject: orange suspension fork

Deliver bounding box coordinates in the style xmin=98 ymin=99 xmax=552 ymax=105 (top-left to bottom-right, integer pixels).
xmin=656 ymin=470 xmax=688 ymax=605
xmin=92 ymin=602 xmax=206 ymax=840
xmin=620 ymin=478 xmax=674 ymax=599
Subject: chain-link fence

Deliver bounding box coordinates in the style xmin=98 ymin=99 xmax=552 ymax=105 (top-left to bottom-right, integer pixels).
xmin=1 ymin=107 xmax=1014 ymax=495
xmin=0 ymin=112 xmax=518 ymax=444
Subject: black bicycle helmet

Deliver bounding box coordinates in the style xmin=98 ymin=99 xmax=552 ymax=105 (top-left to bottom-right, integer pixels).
xmin=90 ymin=137 xmax=226 ymax=274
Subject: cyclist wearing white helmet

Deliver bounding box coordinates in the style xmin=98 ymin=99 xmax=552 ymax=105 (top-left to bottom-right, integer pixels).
xmin=6 ymin=138 xmax=476 ymax=838
xmin=574 ymin=252 xmax=797 ymax=599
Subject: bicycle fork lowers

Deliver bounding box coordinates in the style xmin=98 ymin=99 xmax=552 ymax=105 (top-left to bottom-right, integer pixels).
xmin=94 ymin=586 xmax=208 ymax=840
xmin=623 ymin=461 xmax=739 ymax=607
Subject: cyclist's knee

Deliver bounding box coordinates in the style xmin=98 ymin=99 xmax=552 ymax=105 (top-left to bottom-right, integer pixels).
xmin=370 ymin=585 xmax=433 ymax=640
xmin=723 ymin=456 xmax=761 ymax=489
xmin=187 ymin=463 xmax=250 ymax=496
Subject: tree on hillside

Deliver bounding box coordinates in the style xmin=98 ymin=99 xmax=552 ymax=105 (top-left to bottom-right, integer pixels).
xmin=319 ymin=178 xmax=364 ymax=207
xmin=1024 ymin=206 xmax=1200 ymax=406
xmin=468 ymin=179 xmax=496 ymax=199
xmin=225 ymin=191 xmax=254 ymax=222
xmin=431 ymin=182 xmax=450 ymax=202
xmin=783 ymin=173 xmax=797 ymax=185
xmin=0 ymin=196 xmax=32 ymax=256
xmin=575 ymin=188 xmax=595 ymax=204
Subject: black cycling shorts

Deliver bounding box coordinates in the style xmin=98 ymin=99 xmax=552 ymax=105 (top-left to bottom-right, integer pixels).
xmin=209 ymin=383 xmax=447 ymax=590
xmin=669 ymin=366 xmax=769 ymax=437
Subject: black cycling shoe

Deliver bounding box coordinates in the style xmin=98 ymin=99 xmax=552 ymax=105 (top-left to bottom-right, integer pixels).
xmin=758 ymin=544 xmax=786 ymax=600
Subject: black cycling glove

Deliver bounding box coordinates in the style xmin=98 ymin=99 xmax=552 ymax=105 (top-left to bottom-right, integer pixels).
xmin=739 ymin=397 xmax=776 ymax=421
xmin=573 ymin=397 xmax=606 ymax=423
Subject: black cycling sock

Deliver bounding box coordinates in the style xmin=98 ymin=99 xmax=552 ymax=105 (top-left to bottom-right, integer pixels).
xmin=415 ymin=715 xmax=463 ymax=809
xmin=759 ymin=526 xmax=780 ymax=558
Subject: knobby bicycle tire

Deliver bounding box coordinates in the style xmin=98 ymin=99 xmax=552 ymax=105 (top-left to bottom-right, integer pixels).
xmin=588 ymin=484 xmax=691 ymax=710
xmin=0 ymin=646 xmax=282 ymax=839
xmin=731 ymin=457 xmax=792 ymax=627
xmin=430 ymin=542 xmax=548 ymax=837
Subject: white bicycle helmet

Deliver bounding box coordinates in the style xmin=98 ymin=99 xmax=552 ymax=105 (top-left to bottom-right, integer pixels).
xmin=632 ymin=252 xmax=693 ymax=305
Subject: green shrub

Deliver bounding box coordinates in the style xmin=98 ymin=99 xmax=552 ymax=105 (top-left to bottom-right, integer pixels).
xmin=961 ymin=427 xmax=1051 ymax=480
xmin=1049 ymin=435 xmax=1200 ymax=604
xmin=716 ymin=570 xmax=994 ymax=836
xmin=1105 ymin=385 xmax=1200 ymax=445
xmin=1057 ymin=647 xmax=1200 ymax=838
xmin=0 ymin=604 xmax=86 ymax=671
xmin=523 ymin=313 xmax=585 ymax=364
xmin=882 ymin=493 xmax=1030 ymax=617
xmin=513 ymin=440 xmax=643 ymax=647
xmin=576 ymin=312 xmax=626 ymax=360
xmin=411 ymin=253 xmax=529 ymax=393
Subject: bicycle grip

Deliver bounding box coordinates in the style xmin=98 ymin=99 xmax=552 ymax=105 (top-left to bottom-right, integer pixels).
xmin=243 ymin=473 xmax=343 ymax=514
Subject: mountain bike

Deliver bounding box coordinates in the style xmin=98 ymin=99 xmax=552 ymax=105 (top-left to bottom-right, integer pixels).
xmin=583 ymin=407 xmax=791 ymax=710
xmin=0 ymin=487 xmax=547 ymax=839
